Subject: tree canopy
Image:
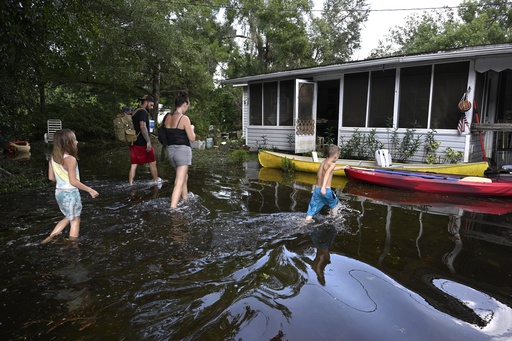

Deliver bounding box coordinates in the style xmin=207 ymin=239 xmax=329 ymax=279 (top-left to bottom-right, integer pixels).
xmin=16 ymin=0 xmax=509 ymax=142
xmin=370 ymin=0 xmax=512 ymax=58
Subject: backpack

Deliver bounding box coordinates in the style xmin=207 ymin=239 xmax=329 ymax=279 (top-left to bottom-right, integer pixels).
xmin=157 ymin=113 xmax=169 ymax=160
xmin=113 ymin=113 xmax=137 ymax=143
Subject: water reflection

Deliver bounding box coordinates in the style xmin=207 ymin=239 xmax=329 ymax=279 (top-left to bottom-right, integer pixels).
xmin=431 ymin=277 xmax=512 ymax=335
xmin=1 ymin=145 xmax=512 ymax=340
xmin=309 ymin=224 xmax=336 ymax=285
xmin=443 ymin=215 xmax=464 ymax=274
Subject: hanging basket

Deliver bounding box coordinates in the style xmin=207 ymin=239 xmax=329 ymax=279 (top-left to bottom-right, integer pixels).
xmin=458 ymin=92 xmax=472 ymax=113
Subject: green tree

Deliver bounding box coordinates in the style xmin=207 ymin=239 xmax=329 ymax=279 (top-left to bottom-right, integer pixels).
xmin=224 ymin=0 xmax=315 ymax=76
xmin=310 ymin=0 xmax=369 ymax=64
xmin=370 ymin=0 xmax=512 ymax=58
xmin=0 ymin=0 xmax=231 ymax=141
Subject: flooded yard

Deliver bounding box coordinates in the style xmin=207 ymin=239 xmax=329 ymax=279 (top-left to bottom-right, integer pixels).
xmin=1 ymin=142 xmax=511 ymax=340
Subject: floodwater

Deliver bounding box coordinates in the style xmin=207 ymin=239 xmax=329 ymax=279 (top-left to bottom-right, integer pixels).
xmin=1 ymin=143 xmax=512 ymax=340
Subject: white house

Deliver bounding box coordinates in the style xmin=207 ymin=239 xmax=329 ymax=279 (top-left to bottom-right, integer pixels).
xmin=222 ymin=43 xmax=512 ymax=169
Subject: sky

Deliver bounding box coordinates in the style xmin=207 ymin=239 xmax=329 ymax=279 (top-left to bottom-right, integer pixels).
xmin=313 ymin=0 xmax=463 ymax=60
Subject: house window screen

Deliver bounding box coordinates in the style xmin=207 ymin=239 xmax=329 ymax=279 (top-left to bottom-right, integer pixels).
xmin=343 ymin=72 xmax=368 ymax=127
xmin=249 ymin=84 xmax=262 ymax=125
xmin=369 ymin=69 xmax=396 ymax=127
xmin=431 ymin=62 xmax=470 ymax=129
xmin=279 ymin=80 xmax=294 ymax=126
xmin=398 ymin=66 xmax=431 ymax=128
xmin=263 ymin=82 xmax=278 ymax=126
xmin=298 ymin=83 xmax=314 ymax=120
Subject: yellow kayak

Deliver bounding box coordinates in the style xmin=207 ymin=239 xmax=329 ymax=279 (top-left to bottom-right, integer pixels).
xmin=258 ymin=150 xmax=489 ymax=177
xmin=258 ymin=167 xmax=349 ymax=190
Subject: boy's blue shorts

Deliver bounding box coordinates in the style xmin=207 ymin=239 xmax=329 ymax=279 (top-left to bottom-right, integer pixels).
xmin=306 ymin=187 xmax=338 ymax=217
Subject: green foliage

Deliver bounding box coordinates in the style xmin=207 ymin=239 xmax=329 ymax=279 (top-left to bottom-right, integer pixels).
xmin=444 ymin=147 xmax=464 ymax=164
xmin=339 ymin=129 xmax=365 ymax=159
xmin=340 ymin=128 xmax=382 ymax=159
xmin=281 ymin=157 xmax=296 ymax=173
xmin=371 ymin=0 xmax=512 ymax=58
xmin=287 ymin=134 xmax=295 ymax=149
xmin=425 ymin=154 xmax=437 ymax=164
xmin=224 ymin=0 xmax=316 ymax=76
xmin=0 ymin=152 xmax=52 ymax=193
xmin=424 ymin=129 xmax=441 ymax=164
xmin=228 ymin=149 xmax=250 ymax=165
xmin=0 ymin=0 xmax=232 ymax=141
xmin=0 ymin=172 xmax=51 ymax=194
xmin=324 ymin=126 xmax=337 ymax=146
xmin=255 ymin=135 xmax=268 ymax=150
xmin=0 ymin=0 xmax=372 ymax=141
xmin=391 ymin=128 xmax=422 ymax=162
xmin=310 ymin=0 xmax=370 ymax=64
xmin=363 ymin=129 xmax=384 ymax=159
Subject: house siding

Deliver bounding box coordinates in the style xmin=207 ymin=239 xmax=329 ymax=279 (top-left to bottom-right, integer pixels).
xmin=338 ymin=128 xmax=470 ymax=163
xmin=247 ymin=126 xmax=295 ymax=151
xmin=225 ymin=44 xmax=512 ymax=167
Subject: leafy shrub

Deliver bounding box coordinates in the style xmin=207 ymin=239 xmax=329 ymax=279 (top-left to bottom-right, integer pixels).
xmin=444 ymin=147 xmax=464 ymax=164
xmin=391 ymin=128 xmax=422 ymax=162
xmin=281 ymin=157 xmax=296 ymax=173
xmin=228 ymin=149 xmax=249 ymax=165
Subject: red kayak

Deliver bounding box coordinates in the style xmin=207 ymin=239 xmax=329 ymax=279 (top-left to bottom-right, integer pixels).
xmin=344 ymin=166 xmax=512 ymax=197
xmin=344 ymin=183 xmax=512 ymax=215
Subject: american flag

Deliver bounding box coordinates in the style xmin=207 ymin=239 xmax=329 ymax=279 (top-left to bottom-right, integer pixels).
xmin=457 ymin=114 xmax=468 ymax=134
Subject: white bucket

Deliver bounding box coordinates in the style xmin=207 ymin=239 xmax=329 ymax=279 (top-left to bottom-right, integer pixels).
xmin=206 ymin=138 xmax=213 ymax=149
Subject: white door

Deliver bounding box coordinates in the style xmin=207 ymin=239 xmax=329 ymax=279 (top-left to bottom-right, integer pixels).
xmin=295 ymin=80 xmax=317 ymax=153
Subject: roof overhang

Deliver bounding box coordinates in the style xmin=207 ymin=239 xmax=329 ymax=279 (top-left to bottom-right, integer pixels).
xmin=222 ymin=44 xmax=512 ymax=85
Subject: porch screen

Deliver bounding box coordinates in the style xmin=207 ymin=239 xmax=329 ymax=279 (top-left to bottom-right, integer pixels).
xmin=298 ymin=83 xmax=314 ymax=120
xmin=398 ymin=65 xmax=431 ymax=128
xmin=263 ymin=82 xmax=278 ymax=126
xmin=369 ymin=69 xmax=395 ymax=127
xmin=279 ymin=80 xmax=294 ymax=126
xmin=249 ymin=84 xmax=262 ymax=125
xmin=343 ymin=72 xmax=368 ymax=127
xmin=431 ymin=62 xmax=470 ymax=129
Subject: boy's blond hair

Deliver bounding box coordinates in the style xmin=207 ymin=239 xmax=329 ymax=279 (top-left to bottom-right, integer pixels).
xmin=325 ymin=144 xmax=339 ymax=158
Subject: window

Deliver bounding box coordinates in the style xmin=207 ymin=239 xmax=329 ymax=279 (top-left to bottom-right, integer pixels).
xmin=250 ymin=81 xmax=295 ymax=126
xmin=249 ymin=84 xmax=262 ymax=125
xmin=343 ymin=72 xmax=368 ymax=127
xmin=398 ymin=66 xmax=431 ymax=128
xmin=369 ymin=69 xmax=396 ymax=127
xmin=279 ymin=80 xmax=294 ymax=126
xmin=263 ymin=82 xmax=278 ymax=126
xmin=431 ymin=62 xmax=470 ymax=129
xmin=298 ymin=83 xmax=314 ymax=120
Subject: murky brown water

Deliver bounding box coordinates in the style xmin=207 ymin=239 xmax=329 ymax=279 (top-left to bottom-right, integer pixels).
xmin=1 ymin=143 xmax=511 ymax=340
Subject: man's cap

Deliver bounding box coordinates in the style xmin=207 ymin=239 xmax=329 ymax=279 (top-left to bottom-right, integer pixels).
xmin=138 ymin=95 xmax=155 ymax=103
xmin=122 ymin=106 xmax=131 ymax=112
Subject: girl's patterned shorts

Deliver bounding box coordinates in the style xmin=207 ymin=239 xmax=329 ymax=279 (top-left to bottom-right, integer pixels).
xmin=55 ymin=189 xmax=82 ymax=221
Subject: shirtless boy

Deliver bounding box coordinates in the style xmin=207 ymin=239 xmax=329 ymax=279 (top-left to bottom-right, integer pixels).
xmin=305 ymin=144 xmax=344 ymax=221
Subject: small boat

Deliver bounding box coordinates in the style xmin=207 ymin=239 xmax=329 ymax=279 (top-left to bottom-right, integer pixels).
xmin=8 ymin=140 xmax=31 ymax=153
xmin=258 ymin=150 xmax=489 ymax=177
xmin=342 ymin=183 xmax=512 ymax=215
xmin=258 ymin=167 xmax=349 ymax=189
xmin=344 ymin=166 xmax=512 ymax=197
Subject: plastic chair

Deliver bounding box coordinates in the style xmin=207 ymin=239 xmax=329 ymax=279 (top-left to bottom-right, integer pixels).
xmin=375 ymin=149 xmax=392 ymax=167
xmin=44 ymin=119 xmax=62 ymax=143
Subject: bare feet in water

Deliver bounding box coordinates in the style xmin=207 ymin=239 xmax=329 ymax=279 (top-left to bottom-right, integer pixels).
xmin=41 ymin=233 xmax=60 ymax=244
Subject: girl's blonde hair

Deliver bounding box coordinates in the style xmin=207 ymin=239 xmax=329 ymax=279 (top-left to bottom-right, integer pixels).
xmin=51 ymin=129 xmax=78 ymax=164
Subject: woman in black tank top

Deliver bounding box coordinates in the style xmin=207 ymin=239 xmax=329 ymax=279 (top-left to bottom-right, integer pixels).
xmin=164 ymin=91 xmax=195 ymax=209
